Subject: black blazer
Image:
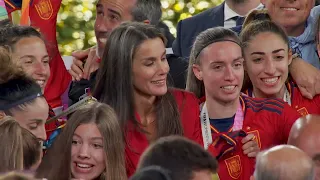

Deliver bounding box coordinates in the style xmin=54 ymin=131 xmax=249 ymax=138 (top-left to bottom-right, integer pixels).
xmin=172 ymin=2 xmax=225 ymax=59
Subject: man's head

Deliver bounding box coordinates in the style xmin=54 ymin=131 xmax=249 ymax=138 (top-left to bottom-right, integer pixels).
xmin=288 ymin=115 xmax=320 ymax=180
xmin=261 ymin=0 xmax=315 ymax=36
xmin=253 ymin=145 xmax=314 ymax=180
xmin=94 ymin=0 xmax=162 ymax=58
xmin=137 ymin=136 xmax=218 ymax=180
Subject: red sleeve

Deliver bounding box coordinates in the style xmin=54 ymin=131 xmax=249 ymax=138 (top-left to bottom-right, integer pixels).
xmin=172 ymin=89 xmax=203 ymax=146
xmin=30 ymin=0 xmax=71 ymax=108
xmin=280 ymin=103 xmax=301 ymax=143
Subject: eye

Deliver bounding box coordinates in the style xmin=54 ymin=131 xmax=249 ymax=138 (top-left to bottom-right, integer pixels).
xmin=144 ymin=61 xmax=154 ymax=66
xmin=234 ymin=62 xmax=243 ymax=68
xmin=28 ymin=123 xmax=39 ymax=130
xmin=213 ymin=65 xmax=222 ymax=70
xmin=92 ymin=143 xmax=103 ymax=149
xmin=253 ymin=58 xmax=262 ymax=63
xmin=161 ymin=57 xmax=167 ymax=61
xmin=275 ymin=56 xmax=284 ymax=60
xmin=97 ymin=10 xmax=103 ymax=16
xmin=72 ymin=140 xmax=80 ymax=145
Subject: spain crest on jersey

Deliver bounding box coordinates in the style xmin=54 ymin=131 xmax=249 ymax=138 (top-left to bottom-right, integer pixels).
xmin=224 ymin=155 xmax=242 ymax=179
xmin=34 ymin=0 xmax=52 ymax=20
xmin=297 ymin=107 xmax=309 ymax=116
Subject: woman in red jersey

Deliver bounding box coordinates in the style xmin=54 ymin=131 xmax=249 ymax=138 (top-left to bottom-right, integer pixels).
xmin=93 ymin=22 xmax=203 ymax=177
xmin=240 ymin=18 xmax=320 ymax=116
xmin=186 ymin=27 xmax=301 ymax=180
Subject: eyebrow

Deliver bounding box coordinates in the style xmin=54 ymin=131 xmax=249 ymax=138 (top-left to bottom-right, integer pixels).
xmin=20 ymin=55 xmax=49 ymax=59
xmin=107 ymin=8 xmax=121 ymax=18
xmin=250 ymin=49 xmax=285 ymax=55
xmin=73 ymin=133 xmax=103 ymax=141
xmin=142 ymin=51 xmax=166 ymax=61
xmin=210 ymin=56 xmax=243 ymax=64
xmin=28 ymin=119 xmax=44 ymax=124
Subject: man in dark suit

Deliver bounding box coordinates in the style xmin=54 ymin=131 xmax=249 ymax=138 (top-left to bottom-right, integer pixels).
xmin=172 ymin=0 xmax=261 ymax=59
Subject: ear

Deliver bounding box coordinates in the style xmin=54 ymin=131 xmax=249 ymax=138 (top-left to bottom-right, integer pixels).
xmin=143 ymin=20 xmax=150 ymax=24
xmin=192 ymin=64 xmax=203 ymax=81
xmin=288 ymin=49 xmax=293 ymax=66
xmin=0 ymin=111 xmax=6 ymax=120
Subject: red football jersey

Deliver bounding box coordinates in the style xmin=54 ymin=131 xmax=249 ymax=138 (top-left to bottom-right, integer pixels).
xmin=201 ymin=95 xmax=301 ymax=180
xmin=125 ymin=89 xmax=203 ymax=177
xmin=244 ymin=81 xmax=320 ymax=116
xmin=29 ymin=0 xmax=71 ymax=108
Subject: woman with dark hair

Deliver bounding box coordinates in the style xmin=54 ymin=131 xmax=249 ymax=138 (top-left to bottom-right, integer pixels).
xmin=240 ymin=18 xmax=320 ymax=115
xmin=186 ymin=26 xmax=301 ymax=180
xmin=93 ymin=22 xmax=203 ymax=176
xmin=36 ymin=102 xmax=127 ymax=180
xmin=0 ymin=47 xmax=48 ymax=141
xmin=0 ymin=25 xmax=64 ymax=147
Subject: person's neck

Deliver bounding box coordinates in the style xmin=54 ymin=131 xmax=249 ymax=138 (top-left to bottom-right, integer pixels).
xmin=225 ymin=0 xmax=261 ymax=16
xmin=252 ymin=85 xmax=286 ymax=99
xmin=206 ymin=93 xmax=239 ymax=119
xmin=282 ymin=24 xmax=305 ymax=37
xmin=133 ymin=90 xmax=156 ymax=125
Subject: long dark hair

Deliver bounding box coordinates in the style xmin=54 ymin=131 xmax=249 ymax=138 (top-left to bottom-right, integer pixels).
xmin=36 ymin=102 xmax=127 ymax=180
xmin=93 ymin=22 xmax=183 ymax=139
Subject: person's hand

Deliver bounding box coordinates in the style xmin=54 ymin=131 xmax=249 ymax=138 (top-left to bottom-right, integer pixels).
xmin=290 ymin=57 xmax=320 ymax=99
xmin=242 ymin=133 xmax=260 ymax=157
xmin=69 ymin=46 xmax=100 ymax=81
xmin=82 ymin=46 xmax=99 ymax=79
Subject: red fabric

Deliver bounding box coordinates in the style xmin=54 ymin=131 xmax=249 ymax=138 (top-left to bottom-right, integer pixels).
xmin=200 ymin=95 xmax=301 ymax=180
xmin=125 ymin=89 xmax=203 ymax=177
xmin=29 ymin=0 xmax=71 ymax=108
xmin=289 ymin=82 xmax=320 ymax=116
xmin=244 ymin=81 xmax=320 ymax=116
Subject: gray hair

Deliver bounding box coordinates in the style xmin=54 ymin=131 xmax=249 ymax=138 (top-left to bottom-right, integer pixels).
xmin=131 ymin=0 xmax=162 ymax=26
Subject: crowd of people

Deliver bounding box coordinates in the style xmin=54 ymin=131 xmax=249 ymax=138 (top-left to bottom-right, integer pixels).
xmin=0 ymin=0 xmax=319 ymax=179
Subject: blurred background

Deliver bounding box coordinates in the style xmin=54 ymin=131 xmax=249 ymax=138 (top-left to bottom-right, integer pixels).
xmin=56 ymin=0 xmax=224 ymax=55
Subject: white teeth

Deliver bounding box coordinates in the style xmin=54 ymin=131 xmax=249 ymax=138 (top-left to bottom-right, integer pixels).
xmin=36 ymin=80 xmax=45 ymax=86
xmin=151 ymin=80 xmax=165 ymax=84
xmin=222 ymin=86 xmax=236 ymax=90
xmin=99 ymin=38 xmax=107 ymax=44
xmin=262 ymin=77 xmax=278 ymax=84
xmin=77 ymin=163 xmax=91 ymax=168
xmin=282 ymin=7 xmax=297 ymax=11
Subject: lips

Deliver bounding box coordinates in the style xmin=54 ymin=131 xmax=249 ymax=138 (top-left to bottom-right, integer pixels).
xmin=261 ymin=77 xmax=279 ymax=85
xmin=280 ymin=7 xmax=298 ymax=11
xmin=151 ymin=79 xmax=166 ymax=85
xmin=74 ymin=162 xmax=94 ymax=173
xmin=98 ymin=38 xmax=107 ymax=44
xmin=221 ymin=85 xmax=236 ymax=90
xmin=35 ymin=80 xmax=46 ymax=88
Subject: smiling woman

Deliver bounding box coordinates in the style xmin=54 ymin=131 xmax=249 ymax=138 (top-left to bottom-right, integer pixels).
xmin=36 ymin=102 xmax=127 ymax=180
xmin=0 ymin=47 xmax=48 ymax=141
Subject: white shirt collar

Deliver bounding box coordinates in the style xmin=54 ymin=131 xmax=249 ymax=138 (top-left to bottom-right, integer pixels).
xmin=224 ymin=2 xmax=264 ymax=21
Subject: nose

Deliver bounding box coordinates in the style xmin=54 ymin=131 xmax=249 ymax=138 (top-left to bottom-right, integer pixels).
xmin=264 ymin=58 xmax=276 ymax=75
xmin=157 ymin=59 xmax=170 ymax=76
xmin=34 ymin=61 xmax=47 ymax=76
xmin=78 ymin=143 xmax=90 ymax=159
xmin=224 ymin=66 xmax=236 ymax=81
xmin=37 ymin=125 xmax=47 ymax=141
xmin=96 ymin=17 xmax=113 ymax=32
